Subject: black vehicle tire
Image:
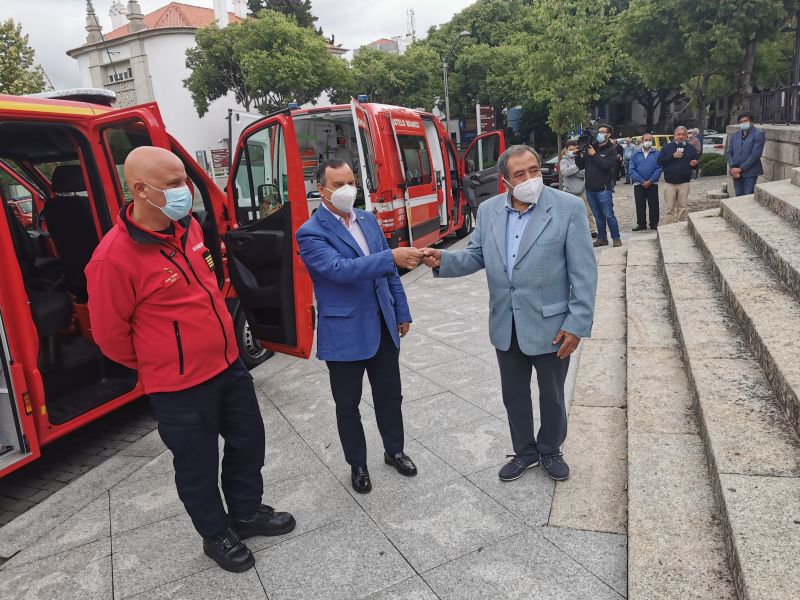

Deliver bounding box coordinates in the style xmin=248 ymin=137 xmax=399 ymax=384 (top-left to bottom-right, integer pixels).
xmin=234 ymin=309 xmax=273 ymax=369
xmin=455 ymin=203 xmax=474 ymax=239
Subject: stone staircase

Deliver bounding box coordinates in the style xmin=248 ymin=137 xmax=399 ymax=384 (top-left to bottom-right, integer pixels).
xmin=625 ymin=174 xmax=800 ymax=599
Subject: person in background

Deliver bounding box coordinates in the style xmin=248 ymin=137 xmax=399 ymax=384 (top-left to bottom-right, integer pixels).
xmin=623 ymin=137 xmax=636 ymax=184
xmin=575 ymin=124 xmax=622 ymax=247
xmin=560 ymin=140 xmax=598 ymax=239
xmin=657 ymin=126 xmax=699 ymax=223
xmin=614 ymin=139 xmax=625 ymax=182
xmin=629 ymin=132 xmax=663 ymax=231
xmin=728 ymin=112 xmax=766 ymax=196
xmin=688 ymin=128 xmax=702 ymax=180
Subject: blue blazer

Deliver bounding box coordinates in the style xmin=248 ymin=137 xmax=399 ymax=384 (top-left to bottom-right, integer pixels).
xmin=436 ymin=187 xmax=597 ymax=356
xmin=296 ymin=207 xmax=412 ymax=361
xmin=728 ymin=127 xmax=766 ymax=178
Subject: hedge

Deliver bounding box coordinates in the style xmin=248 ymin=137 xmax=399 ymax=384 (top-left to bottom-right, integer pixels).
xmin=700 ymin=153 xmax=728 ymax=177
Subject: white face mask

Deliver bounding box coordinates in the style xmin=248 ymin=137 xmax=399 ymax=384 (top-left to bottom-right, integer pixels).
xmin=642 ymin=141 xmax=653 ymax=149
xmin=325 ymin=184 xmax=358 ymax=213
xmin=504 ymin=176 xmax=543 ymax=204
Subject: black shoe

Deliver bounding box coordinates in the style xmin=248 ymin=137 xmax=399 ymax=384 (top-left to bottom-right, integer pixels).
xmin=203 ymin=527 xmax=255 ymax=573
xmin=232 ymin=504 xmax=296 ymax=539
xmin=498 ymin=453 xmax=540 ymax=481
xmin=632 ymin=225 xmax=648 ymax=232
xmin=650 ymin=225 xmax=658 ymax=230
xmin=384 ymin=451 xmax=418 ymax=477
xmin=541 ymin=451 xmax=570 ymax=481
xmin=351 ymin=465 xmax=372 ymax=494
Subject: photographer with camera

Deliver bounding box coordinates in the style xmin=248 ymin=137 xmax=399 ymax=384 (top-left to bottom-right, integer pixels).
xmin=560 ymin=140 xmax=597 ymax=239
xmin=575 ymin=124 xmax=622 ymax=248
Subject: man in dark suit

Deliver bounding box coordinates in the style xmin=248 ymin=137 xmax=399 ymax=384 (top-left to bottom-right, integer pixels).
xmin=728 ymin=112 xmax=766 ymax=196
xmin=296 ymin=159 xmax=422 ymax=494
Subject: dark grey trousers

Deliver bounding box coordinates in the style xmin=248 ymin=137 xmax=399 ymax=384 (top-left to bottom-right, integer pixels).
xmin=495 ymin=324 xmax=570 ymax=458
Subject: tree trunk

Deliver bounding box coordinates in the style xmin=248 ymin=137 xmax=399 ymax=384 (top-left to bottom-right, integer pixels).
xmin=695 ymin=58 xmax=712 ymax=131
xmin=655 ymin=90 xmax=671 ymax=133
xmin=634 ymin=91 xmax=658 ymax=131
xmin=729 ymin=35 xmax=758 ymax=123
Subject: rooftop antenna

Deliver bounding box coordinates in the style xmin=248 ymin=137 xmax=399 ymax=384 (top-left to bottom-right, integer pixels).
xmin=38 ymin=65 xmax=54 ymax=90
xmin=86 ymin=0 xmax=119 ymax=79
xmin=407 ymin=8 xmax=416 ymax=42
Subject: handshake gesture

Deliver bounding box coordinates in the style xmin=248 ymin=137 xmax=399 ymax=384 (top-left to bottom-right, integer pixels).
xmin=390 ymin=247 xmax=442 ymax=270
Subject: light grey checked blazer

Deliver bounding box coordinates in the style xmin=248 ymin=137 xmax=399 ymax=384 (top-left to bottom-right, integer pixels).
xmin=436 ymin=187 xmax=598 ymax=356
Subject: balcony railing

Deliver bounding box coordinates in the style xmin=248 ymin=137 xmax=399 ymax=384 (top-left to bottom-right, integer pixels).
xmin=743 ymin=86 xmax=800 ymax=124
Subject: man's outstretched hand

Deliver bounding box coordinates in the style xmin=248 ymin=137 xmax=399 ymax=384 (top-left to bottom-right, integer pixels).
xmin=422 ymin=248 xmax=441 ymax=268
xmin=391 ymin=247 xmax=424 ymax=270
xmin=553 ymin=329 xmax=580 ymax=359
xmin=398 ymin=322 xmax=410 ymax=337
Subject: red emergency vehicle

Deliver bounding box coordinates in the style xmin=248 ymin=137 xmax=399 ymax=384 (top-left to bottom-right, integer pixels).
xmin=229 ymin=99 xmax=506 ymax=248
xmin=0 ymin=94 xmax=504 ymax=478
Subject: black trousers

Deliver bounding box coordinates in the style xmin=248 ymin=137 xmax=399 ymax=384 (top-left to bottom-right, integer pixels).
xmin=326 ymin=321 xmax=404 ymax=467
xmin=634 ymin=184 xmax=660 ymax=228
xmin=150 ymin=359 xmax=265 ymax=537
xmin=495 ymin=324 xmax=570 ymax=458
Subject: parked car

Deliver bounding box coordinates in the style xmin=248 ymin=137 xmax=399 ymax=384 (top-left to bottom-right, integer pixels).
xmin=703 ymin=133 xmax=727 ymax=156
xmin=703 ymin=129 xmax=719 ymax=136
xmin=542 ymin=154 xmax=560 ymax=187
xmin=630 ymin=134 xmax=673 ymax=150
xmin=7 ymin=197 xmax=33 ymax=228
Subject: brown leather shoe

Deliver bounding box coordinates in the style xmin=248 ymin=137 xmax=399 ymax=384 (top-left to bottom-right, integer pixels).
xmin=593 ymin=238 xmax=609 ymax=248
xmin=613 ymin=239 xmax=623 ymax=247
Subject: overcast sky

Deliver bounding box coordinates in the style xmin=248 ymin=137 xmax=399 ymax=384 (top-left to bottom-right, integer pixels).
xmin=2 ymin=0 xmax=476 ymax=89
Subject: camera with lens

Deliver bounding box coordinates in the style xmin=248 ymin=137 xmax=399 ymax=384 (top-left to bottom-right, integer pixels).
xmin=575 ymin=128 xmax=597 ymax=154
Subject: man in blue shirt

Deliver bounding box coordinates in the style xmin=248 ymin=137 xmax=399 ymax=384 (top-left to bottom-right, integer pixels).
xmin=421 ymin=146 xmax=597 ymax=483
xmin=629 ymin=133 xmax=663 ymax=231
xmin=728 ymin=112 xmax=766 ymax=196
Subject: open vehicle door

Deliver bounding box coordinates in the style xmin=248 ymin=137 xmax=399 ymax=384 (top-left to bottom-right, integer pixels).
xmin=0 ymin=194 xmax=41 ymax=477
xmin=349 ymin=98 xmax=375 ymax=212
xmin=224 ymin=114 xmax=314 ymax=359
xmin=460 ymin=130 xmax=506 ymax=211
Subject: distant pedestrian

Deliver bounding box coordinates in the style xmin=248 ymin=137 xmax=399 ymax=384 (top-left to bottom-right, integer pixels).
xmin=560 ymin=141 xmax=598 ymax=238
xmin=728 ymin=112 xmax=766 ymax=196
xmin=688 ymin=128 xmax=702 ymax=179
xmin=614 ymin=138 xmax=625 ymax=182
xmin=623 ymin=137 xmax=636 ymax=184
xmin=657 ymin=126 xmax=699 ymax=223
xmin=575 ymin=124 xmax=622 ymax=247
xmin=629 ymin=133 xmax=663 ymax=231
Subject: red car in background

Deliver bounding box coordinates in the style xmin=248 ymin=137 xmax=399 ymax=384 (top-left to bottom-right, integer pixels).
xmin=8 ymin=198 xmax=33 ymax=229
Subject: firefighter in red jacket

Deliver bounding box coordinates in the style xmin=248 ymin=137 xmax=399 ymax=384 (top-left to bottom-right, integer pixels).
xmin=85 ymin=146 xmax=293 ymax=573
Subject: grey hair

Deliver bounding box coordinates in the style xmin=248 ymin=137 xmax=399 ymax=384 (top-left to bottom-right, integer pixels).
xmin=674 ymin=125 xmax=688 ymax=134
xmin=498 ymin=145 xmax=540 ymax=179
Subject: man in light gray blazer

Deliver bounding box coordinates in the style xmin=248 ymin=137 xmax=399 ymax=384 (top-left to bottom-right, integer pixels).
xmin=423 ymin=145 xmax=598 ymax=481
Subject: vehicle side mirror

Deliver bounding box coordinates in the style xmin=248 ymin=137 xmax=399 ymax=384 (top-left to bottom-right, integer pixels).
xmin=257 ymin=183 xmax=282 ymax=218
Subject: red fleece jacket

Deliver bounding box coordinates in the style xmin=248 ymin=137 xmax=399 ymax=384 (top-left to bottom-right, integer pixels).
xmin=85 ymin=204 xmax=238 ymax=393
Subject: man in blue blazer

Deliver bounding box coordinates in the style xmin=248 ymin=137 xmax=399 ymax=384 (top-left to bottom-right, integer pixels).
xmin=728 ymin=112 xmax=766 ymax=196
xmin=423 ymin=146 xmax=598 ymax=482
xmin=296 ymin=159 xmax=423 ymax=494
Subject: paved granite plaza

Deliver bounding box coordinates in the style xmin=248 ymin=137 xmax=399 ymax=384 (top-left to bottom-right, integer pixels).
xmin=0 ymin=236 xmax=628 ymax=599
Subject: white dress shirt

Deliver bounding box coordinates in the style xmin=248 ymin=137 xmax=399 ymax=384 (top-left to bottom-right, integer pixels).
xmin=322 ymin=202 xmax=370 ymax=256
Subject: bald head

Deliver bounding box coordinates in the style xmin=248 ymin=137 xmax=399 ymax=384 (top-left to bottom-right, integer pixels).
xmin=124 ymin=146 xmax=186 ymax=197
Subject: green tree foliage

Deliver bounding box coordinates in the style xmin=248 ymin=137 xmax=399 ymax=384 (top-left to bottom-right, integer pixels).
xmin=184 ymin=11 xmax=343 ymax=115
xmin=247 ymin=0 xmax=317 ymax=29
xmin=0 ymin=19 xmax=45 ymax=95
xmin=329 ymin=45 xmax=440 ymax=109
xmin=525 ymin=0 xmax=612 ymax=136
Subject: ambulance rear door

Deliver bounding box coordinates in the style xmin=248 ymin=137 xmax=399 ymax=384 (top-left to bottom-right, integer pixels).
xmin=224 ymin=113 xmax=314 ymax=359
xmin=349 ymin=99 xmax=376 ymax=213
xmin=460 ymin=130 xmax=506 ymax=211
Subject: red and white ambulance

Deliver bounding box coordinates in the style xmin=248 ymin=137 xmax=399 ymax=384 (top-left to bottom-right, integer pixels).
xmin=0 ymin=93 xmax=504 ymax=478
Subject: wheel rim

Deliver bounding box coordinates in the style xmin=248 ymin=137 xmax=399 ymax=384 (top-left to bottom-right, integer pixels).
xmin=464 ymin=207 xmax=472 ymax=230
xmin=242 ymin=318 xmax=268 ymax=360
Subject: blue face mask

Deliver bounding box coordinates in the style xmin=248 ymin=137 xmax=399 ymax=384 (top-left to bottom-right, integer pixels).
xmin=144 ymin=182 xmax=193 ymax=221
xmin=596 ymin=133 xmax=607 ymax=143
xmin=739 ymin=121 xmax=751 ymax=130
xmin=567 ymin=150 xmax=575 ymax=158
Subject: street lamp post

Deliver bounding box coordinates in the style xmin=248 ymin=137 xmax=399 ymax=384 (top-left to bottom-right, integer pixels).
xmin=443 ymin=31 xmax=470 ymax=146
